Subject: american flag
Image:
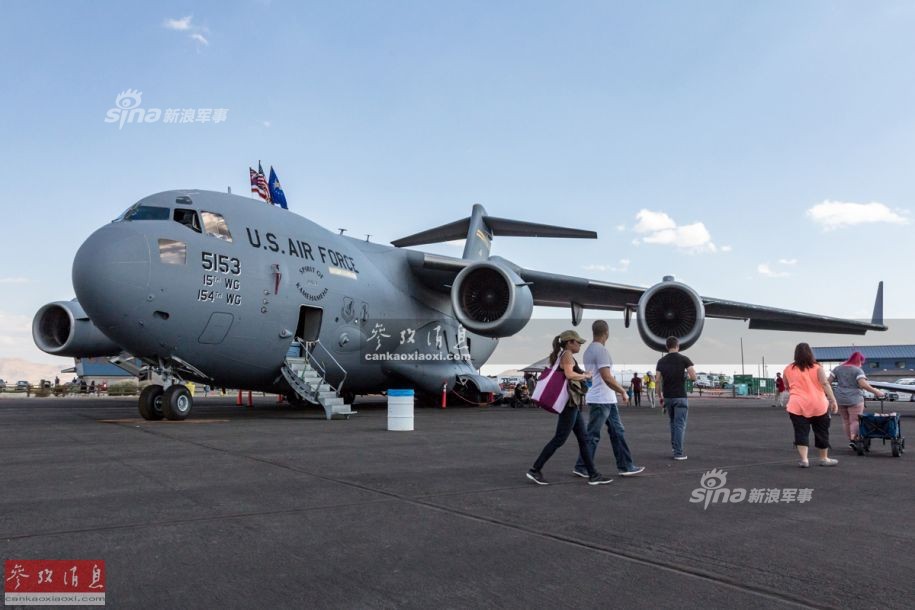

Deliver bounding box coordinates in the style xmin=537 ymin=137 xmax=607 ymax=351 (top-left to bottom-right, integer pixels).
xmin=249 ymin=167 xmax=259 ymax=196
xmin=256 ymin=161 xmax=271 ymax=203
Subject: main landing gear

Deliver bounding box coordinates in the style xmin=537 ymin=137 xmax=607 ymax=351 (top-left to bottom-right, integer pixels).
xmin=138 ymin=384 xmax=193 ymax=421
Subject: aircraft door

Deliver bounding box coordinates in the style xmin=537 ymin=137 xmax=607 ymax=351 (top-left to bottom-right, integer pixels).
xmin=296 ymin=305 xmax=323 ymax=342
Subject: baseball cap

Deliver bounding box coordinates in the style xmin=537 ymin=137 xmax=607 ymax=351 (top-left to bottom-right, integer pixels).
xmin=559 ymin=330 xmax=586 ymax=344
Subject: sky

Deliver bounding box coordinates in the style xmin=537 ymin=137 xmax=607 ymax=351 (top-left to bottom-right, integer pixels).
xmin=1 ymin=1 xmax=913 ymax=373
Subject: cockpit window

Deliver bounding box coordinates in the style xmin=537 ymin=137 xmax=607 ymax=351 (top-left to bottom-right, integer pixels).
xmin=200 ymin=211 xmax=233 ymax=242
xmin=119 ymin=204 xmax=170 ymax=221
xmin=173 ymin=208 xmax=201 ymax=233
xmin=158 ymin=239 xmax=187 ymax=265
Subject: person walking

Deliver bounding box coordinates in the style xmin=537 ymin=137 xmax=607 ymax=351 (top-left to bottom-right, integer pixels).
xmin=783 ymin=342 xmax=839 ymax=467
xmin=572 ymin=320 xmax=645 ymax=478
xmin=828 ymin=351 xmax=884 ymax=450
xmin=655 ymin=337 xmax=697 ymax=460
xmin=630 ymin=373 xmax=642 ymax=407
xmin=773 ymin=372 xmax=786 ymax=407
xmin=527 ymin=330 xmax=613 ymax=486
xmin=644 ymin=372 xmax=656 ymax=408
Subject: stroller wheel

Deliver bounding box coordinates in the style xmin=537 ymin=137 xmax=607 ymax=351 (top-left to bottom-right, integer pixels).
xmin=892 ymin=441 xmax=901 ymax=458
xmin=854 ymin=440 xmax=865 ymax=456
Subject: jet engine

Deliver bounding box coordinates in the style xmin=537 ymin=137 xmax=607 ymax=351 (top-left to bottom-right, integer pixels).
xmin=636 ymin=279 xmax=705 ymax=351
xmin=32 ymin=300 xmax=122 ymax=358
xmin=450 ymin=261 xmax=533 ymax=338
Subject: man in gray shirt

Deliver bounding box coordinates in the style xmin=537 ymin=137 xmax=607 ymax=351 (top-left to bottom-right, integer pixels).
xmin=572 ymin=320 xmax=645 ymax=477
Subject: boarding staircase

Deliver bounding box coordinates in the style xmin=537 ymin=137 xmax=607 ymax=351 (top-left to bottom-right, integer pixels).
xmin=281 ymin=341 xmax=355 ymax=420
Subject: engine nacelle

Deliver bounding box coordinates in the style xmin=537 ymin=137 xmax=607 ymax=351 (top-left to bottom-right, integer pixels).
xmin=450 ymin=261 xmax=533 ymax=338
xmin=33 ymin=300 xmax=122 ymax=358
xmin=636 ymin=280 xmax=705 ymax=351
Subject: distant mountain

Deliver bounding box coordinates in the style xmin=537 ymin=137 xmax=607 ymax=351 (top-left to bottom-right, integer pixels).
xmin=0 ymin=358 xmax=69 ymax=384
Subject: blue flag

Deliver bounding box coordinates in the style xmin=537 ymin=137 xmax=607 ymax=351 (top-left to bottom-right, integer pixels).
xmin=268 ymin=166 xmax=288 ymax=209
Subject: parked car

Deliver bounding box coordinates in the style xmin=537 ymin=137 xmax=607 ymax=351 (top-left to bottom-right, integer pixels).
xmin=16 ymin=380 xmax=30 ymax=391
xmin=891 ymin=379 xmax=915 ymax=401
xmin=0 ymin=379 xmax=6 ymax=391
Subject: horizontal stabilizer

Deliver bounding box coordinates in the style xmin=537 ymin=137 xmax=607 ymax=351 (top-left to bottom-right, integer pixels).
xmin=391 ymin=203 xmax=596 ymax=260
xmin=485 ymin=217 xmax=596 ymax=239
xmin=391 ymin=218 xmax=470 ymax=248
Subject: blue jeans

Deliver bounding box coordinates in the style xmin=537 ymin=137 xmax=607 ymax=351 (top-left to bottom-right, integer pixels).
xmin=574 ymin=403 xmax=635 ymax=473
xmin=532 ymin=406 xmax=598 ymax=476
xmin=666 ymin=398 xmax=689 ymax=457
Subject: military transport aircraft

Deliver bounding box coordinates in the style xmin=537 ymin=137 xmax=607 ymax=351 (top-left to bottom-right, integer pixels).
xmin=32 ymin=190 xmax=886 ymax=420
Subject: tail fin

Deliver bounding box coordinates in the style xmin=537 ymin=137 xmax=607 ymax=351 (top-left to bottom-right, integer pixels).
xmin=390 ymin=204 xmax=597 ymax=260
xmin=871 ymin=281 xmax=884 ymax=326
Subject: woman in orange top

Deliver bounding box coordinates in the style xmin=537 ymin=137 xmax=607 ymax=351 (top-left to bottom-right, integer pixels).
xmin=783 ymin=342 xmax=839 ymax=467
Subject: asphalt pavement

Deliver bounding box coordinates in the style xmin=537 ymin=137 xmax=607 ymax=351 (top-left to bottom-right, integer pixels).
xmin=2 ymin=395 xmax=913 ymax=609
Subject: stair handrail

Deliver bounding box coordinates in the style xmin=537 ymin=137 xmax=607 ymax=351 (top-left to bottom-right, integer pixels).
xmin=303 ymin=339 xmax=348 ymax=397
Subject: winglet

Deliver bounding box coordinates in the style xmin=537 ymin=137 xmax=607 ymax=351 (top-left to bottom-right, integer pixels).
xmin=871 ymin=281 xmax=884 ymax=326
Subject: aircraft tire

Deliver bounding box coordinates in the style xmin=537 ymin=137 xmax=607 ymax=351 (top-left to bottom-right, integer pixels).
xmin=162 ymin=385 xmax=193 ymax=420
xmin=138 ymin=385 xmax=164 ymax=420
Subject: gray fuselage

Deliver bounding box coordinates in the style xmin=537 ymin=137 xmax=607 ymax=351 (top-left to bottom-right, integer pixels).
xmin=72 ymin=190 xmax=498 ymax=394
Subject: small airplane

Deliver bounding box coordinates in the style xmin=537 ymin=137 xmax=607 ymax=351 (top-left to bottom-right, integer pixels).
xmin=32 ymin=190 xmax=886 ymax=420
xmin=869 ymin=379 xmax=915 ymax=400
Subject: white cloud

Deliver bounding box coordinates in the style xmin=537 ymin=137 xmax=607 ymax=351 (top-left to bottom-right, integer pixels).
xmin=806 ymin=200 xmax=909 ymax=230
xmin=757 ymin=263 xmax=790 ymax=278
xmin=633 ymin=210 xmax=676 ymax=234
xmin=163 ymin=15 xmax=193 ymax=31
xmin=262 ymin=120 xmax=272 ymax=128
xmin=721 ymin=245 xmax=733 ymax=252
xmin=583 ymin=258 xmax=630 ymax=273
xmin=632 ymin=209 xmax=718 ymax=253
xmin=778 ymin=258 xmax=797 ymax=265
xmin=163 ymin=15 xmax=209 ymax=47
xmin=0 ymin=277 xmax=30 ymax=284
xmin=615 ymin=224 xmax=626 ymax=232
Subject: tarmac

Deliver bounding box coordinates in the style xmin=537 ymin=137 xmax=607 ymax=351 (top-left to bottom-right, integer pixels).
xmin=2 ymin=394 xmax=913 ymax=609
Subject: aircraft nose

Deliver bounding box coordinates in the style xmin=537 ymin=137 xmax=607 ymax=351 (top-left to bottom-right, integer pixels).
xmin=72 ymin=224 xmax=151 ymax=325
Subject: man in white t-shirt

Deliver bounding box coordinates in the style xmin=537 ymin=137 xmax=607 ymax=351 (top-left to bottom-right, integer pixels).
xmin=573 ymin=320 xmax=646 ymax=477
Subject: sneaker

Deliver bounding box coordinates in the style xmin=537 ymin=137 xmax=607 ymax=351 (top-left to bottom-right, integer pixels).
xmin=797 ymin=460 xmax=810 ymax=468
xmin=526 ymin=469 xmax=549 ymax=485
xmin=588 ymin=473 xmax=613 ymax=485
xmin=819 ymin=458 xmax=839 ymax=467
xmin=848 ymin=442 xmax=856 ymax=451
xmin=673 ymin=455 xmax=688 ymax=461
xmin=619 ymin=466 xmax=646 ymax=476
xmin=571 ymin=468 xmax=589 ymax=478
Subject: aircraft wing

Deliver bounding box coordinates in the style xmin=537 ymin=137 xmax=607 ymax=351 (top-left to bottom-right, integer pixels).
xmin=518 ymin=268 xmax=886 ymax=335
xmin=405 ymin=252 xmax=886 ymax=335
xmin=868 ymin=381 xmax=915 ymax=394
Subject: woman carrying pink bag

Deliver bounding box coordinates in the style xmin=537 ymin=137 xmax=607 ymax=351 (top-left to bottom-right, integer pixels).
xmin=527 ymin=330 xmax=613 ymax=486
